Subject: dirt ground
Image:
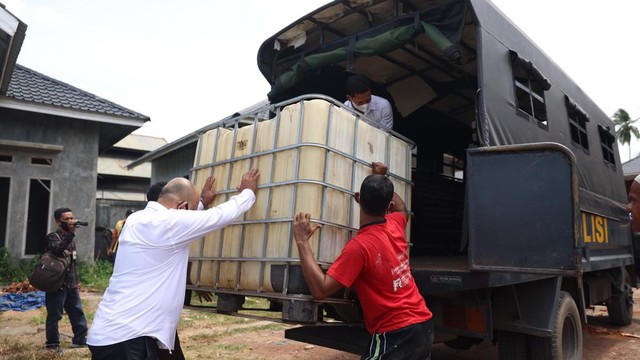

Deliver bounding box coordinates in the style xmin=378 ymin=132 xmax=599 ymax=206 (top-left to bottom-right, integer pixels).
xmin=1 ymin=289 xmax=639 ymax=359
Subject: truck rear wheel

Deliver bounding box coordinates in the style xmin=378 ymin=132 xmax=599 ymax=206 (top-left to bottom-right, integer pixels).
xmin=499 ymin=291 xmax=582 ymax=360
xmin=606 ymin=267 xmax=633 ymax=325
xmin=532 ymin=291 xmax=582 ymax=360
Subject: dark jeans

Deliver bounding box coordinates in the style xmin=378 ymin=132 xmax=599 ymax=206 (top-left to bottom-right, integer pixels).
xmin=89 ymin=336 xmax=158 ymax=360
xmin=157 ymin=331 xmax=185 ymax=360
xmin=45 ymin=285 xmax=88 ymax=347
xmin=362 ymin=320 xmax=434 ymax=360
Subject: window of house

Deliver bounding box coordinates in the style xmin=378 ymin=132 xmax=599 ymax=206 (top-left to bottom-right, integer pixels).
xmin=598 ymin=126 xmax=616 ymax=167
xmin=565 ymin=96 xmax=589 ymax=152
xmin=510 ymin=50 xmax=551 ymax=129
xmin=0 ymin=154 xmax=11 ymax=162
xmin=25 ymin=179 xmax=51 ymax=255
xmin=31 ymin=157 xmax=52 ymax=166
xmin=0 ymin=177 xmax=8 ymax=248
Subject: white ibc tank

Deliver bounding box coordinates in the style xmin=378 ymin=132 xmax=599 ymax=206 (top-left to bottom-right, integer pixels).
xmin=188 ymin=99 xmax=412 ymax=295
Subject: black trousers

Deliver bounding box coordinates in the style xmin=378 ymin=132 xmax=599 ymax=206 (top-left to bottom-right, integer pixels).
xmin=89 ymin=337 xmax=159 ymax=360
xmin=45 ymin=285 xmax=88 ymax=347
xmin=157 ymin=331 xmax=185 ymax=360
xmin=362 ymin=320 xmax=434 ymax=360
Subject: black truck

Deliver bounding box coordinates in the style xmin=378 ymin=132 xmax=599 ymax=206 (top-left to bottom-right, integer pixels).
xmin=186 ymin=1 xmax=639 ymax=359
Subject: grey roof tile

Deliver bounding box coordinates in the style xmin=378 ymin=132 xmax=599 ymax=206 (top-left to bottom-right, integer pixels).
xmin=6 ymin=64 xmax=149 ymax=120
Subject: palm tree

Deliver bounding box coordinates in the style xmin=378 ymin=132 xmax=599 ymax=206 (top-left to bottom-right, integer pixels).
xmin=613 ymin=108 xmax=640 ymax=160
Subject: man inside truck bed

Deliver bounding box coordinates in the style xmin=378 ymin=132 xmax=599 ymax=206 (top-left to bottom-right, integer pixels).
xmin=293 ymin=162 xmax=433 ymax=360
xmin=344 ymin=74 xmax=394 ymax=130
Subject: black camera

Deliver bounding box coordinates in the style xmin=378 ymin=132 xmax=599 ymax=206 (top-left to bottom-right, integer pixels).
xmin=75 ymin=221 xmax=89 ymax=227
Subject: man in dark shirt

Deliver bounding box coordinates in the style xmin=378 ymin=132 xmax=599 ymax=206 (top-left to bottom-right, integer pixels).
xmin=44 ymin=207 xmax=89 ymax=355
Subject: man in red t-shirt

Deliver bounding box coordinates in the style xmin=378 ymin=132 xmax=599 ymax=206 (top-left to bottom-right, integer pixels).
xmin=293 ymin=162 xmax=433 ymax=360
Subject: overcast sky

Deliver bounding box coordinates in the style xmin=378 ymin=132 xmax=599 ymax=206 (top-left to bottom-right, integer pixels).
xmin=3 ymin=0 xmax=639 ymax=160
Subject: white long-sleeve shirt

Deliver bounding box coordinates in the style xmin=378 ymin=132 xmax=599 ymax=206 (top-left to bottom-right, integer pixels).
xmin=344 ymin=94 xmax=394 ymax=130
xmin=87 ymin=189 xmax=256 ymax=350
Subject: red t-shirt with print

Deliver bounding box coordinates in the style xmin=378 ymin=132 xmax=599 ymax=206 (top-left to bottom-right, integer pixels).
xmin=327 ymin=212 xmax=432 ymax=334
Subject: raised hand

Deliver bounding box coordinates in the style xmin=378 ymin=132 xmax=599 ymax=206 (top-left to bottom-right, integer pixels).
xmin=372 ymin=161 xmax=388 ymax=176
xmin=237 ymin=168 xmax=260 ymax=194
xmin=293 ymin=212 xmax=322 ymax=244
xmin=200 ymin=176 xmax=216 ymax=208
xmin=195 ymin=290 xmax=213 ymax=303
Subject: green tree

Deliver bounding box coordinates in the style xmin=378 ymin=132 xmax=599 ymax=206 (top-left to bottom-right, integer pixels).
xmin=613 ymin=108 xmax=640 ymax=160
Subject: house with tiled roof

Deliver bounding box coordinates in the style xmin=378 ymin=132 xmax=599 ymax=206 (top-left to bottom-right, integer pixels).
xmin=0 ymin=5 xmax=149 ymax=261
xmin=94 ymin=133 xmax=166 ymax=260
xmin=622 ymin=155 xmax=640 ymax=193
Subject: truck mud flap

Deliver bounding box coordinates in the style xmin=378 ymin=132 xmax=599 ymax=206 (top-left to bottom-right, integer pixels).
xmin=285 ymin=324 xmax=369 ymax=355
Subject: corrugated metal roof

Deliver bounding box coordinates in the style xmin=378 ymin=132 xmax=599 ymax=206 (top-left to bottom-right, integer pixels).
xmin=113 ymin=134 xmax=167 ymax=152
xmin=98 ymin=156 xmax=151 ymax=178
xmin=0 ymin=5 xmax=27 ymax=95
xmin=6 ymin=64 xmax=150 ymax=120
xmin=96 ymin=190 xmax=146 ymax=202
xmin=622 ymin=155 xmax=640 ymax=177
xmin=127 ymin=99 xmax=271 ymax=169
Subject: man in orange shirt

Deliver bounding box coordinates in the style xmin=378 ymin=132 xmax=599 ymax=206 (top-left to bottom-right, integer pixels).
xmin=107 ymin=209 xmax=135 ymax=258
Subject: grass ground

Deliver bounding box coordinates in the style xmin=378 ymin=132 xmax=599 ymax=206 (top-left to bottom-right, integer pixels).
xmin=0 ymin=290 xmax=354 ymax=360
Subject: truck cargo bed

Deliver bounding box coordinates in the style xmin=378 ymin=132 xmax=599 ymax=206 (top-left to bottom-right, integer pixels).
xmin=411 ymin=255 xmax=552 ymax=294
xmin=411 ymin=255 xmax=469 ymax=272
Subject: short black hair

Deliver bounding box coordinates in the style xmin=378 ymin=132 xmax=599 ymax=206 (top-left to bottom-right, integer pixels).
xmin=54 ymin=207 xmax=72 ymax=221
xmin=125 ymin=209 xmax=135 ymax=217
xmin=359 ymin=175 xmax=393 ymax=217
xmin=146 ymin=181 xmax=167 ymax=202
xmin=345 ymin=74 xmax=372 ymax=97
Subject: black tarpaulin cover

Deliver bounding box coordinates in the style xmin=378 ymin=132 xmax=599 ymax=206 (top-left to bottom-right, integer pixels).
xmin=260 ymin=0 xmax=467 ymax=100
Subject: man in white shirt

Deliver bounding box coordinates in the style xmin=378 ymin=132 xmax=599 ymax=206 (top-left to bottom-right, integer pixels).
xmin=344 ymin=74 xmax=394 ymax=130
xmin=87 ymin=169 xmax=259 ymax=359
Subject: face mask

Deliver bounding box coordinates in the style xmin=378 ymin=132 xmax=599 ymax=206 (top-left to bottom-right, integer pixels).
xmin=352 ymin=102 xmax=369 ymax=113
